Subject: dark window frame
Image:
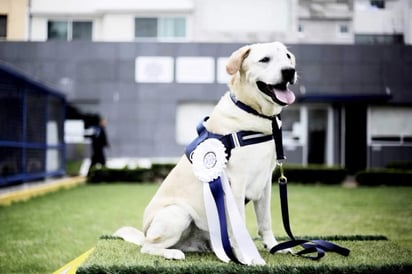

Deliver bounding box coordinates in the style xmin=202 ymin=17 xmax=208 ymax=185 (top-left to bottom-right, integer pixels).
xmin=0 ymin=14 xmax=8 ymax=38
xmin=47 ymin=20 xmax=92 ymax=41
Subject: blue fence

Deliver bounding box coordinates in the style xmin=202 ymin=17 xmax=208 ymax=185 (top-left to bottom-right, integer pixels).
xmin=0 ymin=63 xmax=66 ymax=187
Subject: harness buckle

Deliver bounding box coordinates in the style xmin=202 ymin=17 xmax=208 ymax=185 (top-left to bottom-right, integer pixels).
xmin=277 ymin=161 xmax=287 ymax=185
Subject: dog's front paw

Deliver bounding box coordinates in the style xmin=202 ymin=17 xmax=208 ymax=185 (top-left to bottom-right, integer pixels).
xmin=250 ymin=257 xmax=266 ymax=266
xmin=163 ymin=249 xmax=185 ymax=260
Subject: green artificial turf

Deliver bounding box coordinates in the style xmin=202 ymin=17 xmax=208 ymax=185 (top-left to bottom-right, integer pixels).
xmin=0 ymin=183 xmax=411 ymax=273
xmin=77 ymin=236 xmax=412 ymax=274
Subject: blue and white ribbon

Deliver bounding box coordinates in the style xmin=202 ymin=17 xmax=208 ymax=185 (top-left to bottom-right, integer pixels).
xmin=191 ymin=138 xmax=264 ymax=265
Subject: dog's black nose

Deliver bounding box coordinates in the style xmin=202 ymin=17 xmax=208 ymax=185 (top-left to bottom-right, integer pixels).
xmin=281 ymin=68 xmax=295 ymax=83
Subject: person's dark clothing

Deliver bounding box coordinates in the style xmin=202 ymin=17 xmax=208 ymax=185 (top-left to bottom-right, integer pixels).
xmin=88 ymin=125 xmax=109 ymax=168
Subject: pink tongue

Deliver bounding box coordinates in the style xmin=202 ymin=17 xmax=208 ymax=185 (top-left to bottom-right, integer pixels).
xmin=274 ymin=89 xmax=295 ymax=105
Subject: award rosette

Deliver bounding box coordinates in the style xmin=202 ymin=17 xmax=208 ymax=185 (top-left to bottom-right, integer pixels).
xmin=190 ymin=138 xmax=264 ymax=265
xmin=191 ymin=138 xmax=227 ymax=183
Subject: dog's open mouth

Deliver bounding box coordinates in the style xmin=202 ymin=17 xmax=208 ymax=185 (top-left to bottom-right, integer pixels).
xmin=256 ymin=81 xmax=295 ymax=106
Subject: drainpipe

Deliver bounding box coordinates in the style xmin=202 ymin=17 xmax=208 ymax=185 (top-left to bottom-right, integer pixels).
xmin=27 ymin=0 xmax=32 ymax=41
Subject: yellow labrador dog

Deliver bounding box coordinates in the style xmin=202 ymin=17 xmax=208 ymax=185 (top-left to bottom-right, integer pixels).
xmin=115 ymin=41 xmax=296 ymax=265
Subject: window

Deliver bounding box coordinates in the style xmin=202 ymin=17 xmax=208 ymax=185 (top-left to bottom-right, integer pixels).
xmin=355 ymin=34 xmax=404 ymax=44
xmin=337 ymin=23 xmax=350 ymax=38
xmin=48 ymin=21 xmax=67 ymax=40
xmin=72 ymin=22 xmax=92 ymax=40
xmin=339 ymin=24 xmax=349 ymax=34
xmin=368 ymin=107 xmax=412 ymax=145
xmin=135 ymin=17 xmax=186 ymax=40
xmin=135 ymin=18 xmax=157 ymax=38
xmin=48 ymin=20 xmax=92 ymax=41
xmin=282 ymin=106 xmax=303 ymax=145
xmin=297 ymin=23 xmax=305 ymax=38
xmin=370 ymin=0 xmax=385 ymax=9
xmin=298 ymin=24 xmax=303 ymax=33
xmin=176 ymin=103 xmax=215 ymax=145
xmin=0 ymin=15 xmax=8 ymax=39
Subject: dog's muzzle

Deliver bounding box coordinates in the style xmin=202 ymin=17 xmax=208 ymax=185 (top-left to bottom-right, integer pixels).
xmin=257 ymin=68 xmax=296 ymax=106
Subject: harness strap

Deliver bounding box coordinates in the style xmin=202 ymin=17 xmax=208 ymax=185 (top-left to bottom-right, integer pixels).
xmin=271 ymin=114 xmax=286 ymax=161
xmin=231 ymin=93 xmax=285 ymax=161
xmin=185 ymin=117 xmax=273 ymax=162
xmin=230 ymin=93 xmax=274 ymax=120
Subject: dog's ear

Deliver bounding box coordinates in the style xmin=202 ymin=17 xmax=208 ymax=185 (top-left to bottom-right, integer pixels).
xmin=226 ymin=45 xmax=251 ymax=75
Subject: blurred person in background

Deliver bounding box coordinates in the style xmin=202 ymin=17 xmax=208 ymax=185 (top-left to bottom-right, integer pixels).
xmin=85 ymin=117 xmax=110 ymax=173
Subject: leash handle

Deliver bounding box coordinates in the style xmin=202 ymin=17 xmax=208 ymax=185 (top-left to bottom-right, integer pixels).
xmin=271 ymin=163 xmax=351 ymax=259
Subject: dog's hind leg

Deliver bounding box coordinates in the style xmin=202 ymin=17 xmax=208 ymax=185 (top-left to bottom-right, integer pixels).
xmin=141 ymin=205 xmax=192 ymax=260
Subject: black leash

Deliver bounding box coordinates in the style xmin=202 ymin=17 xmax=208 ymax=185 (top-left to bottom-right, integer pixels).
xmin=270 ymin=113 xmax=350 ymax=260
xmin=230 ymin=93 xmax=350 ymax=260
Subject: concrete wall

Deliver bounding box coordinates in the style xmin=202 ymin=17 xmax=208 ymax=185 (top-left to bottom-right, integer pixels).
xmin=0 ymin=41 xmax=411 ymax=163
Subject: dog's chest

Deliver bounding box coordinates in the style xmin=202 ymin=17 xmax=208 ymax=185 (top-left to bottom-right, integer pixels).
xmin=227 ymin=140 xmax=276 ymax=200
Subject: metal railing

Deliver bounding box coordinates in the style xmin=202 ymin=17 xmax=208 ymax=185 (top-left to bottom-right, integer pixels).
xmin=0 ymin=63 xmax=66 ymax=186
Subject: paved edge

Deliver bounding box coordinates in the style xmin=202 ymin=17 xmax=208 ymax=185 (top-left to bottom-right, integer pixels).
xmin=53 ymin=247 xmax=95 ymax=274
xmin=0 ymin=176 xmax=86 ymax=206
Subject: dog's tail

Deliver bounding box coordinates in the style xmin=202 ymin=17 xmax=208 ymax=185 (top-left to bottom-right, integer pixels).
xmin=113 ymin=226 xmax=145 ymax=246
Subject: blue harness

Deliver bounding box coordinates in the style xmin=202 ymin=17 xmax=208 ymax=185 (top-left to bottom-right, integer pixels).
xmin=185 ymin=117 xmax=273 ymax=162
xmin=186 ymin=93 xmax=282 ymax=162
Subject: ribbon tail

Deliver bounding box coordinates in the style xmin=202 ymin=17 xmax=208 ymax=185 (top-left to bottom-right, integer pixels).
xmin=203 ymin=182 xmax=231 ymax=263
xmin=220 ymin=172 xmax=264 ymax=265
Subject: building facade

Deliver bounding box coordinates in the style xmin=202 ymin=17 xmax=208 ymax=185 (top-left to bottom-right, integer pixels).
xmin=0 ymin=0 xmax=411 ymax=172
xmin=20 ymin=0 xmax=412 ymax=44
xmin=1 ymin=41 xmax=411 ymax=173
xmin=0 ymin=0 xmax=28 ymax=40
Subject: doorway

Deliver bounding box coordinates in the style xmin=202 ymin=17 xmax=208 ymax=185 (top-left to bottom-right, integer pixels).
xmin=307 ymin=108 xmax=328 ymax=164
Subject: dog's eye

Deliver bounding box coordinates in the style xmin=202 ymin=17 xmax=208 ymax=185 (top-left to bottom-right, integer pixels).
xmin=259 ymin=57 xmax=270 ymax=63
xmin=286 ymin=53 xmax=291 ymax=59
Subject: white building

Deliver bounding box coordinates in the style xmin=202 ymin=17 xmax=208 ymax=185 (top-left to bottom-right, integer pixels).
xmin=26 ymin=0 xmax=412 ymax=44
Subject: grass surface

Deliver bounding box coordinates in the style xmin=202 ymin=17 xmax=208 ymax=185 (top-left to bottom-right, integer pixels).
xmin=0 ymin=183 xmax=411 ymax=273
xmin=78 ymin=237 xmax=412 ymax=274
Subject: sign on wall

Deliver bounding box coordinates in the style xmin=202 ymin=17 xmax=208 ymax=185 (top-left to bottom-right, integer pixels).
xmin=135 ymin=56 xmax=174 ymax=83
xmin=176 ymin=57 xmax=215 ymax=83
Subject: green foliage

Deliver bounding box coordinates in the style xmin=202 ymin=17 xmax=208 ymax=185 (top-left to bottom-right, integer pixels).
xmin=88 ymin=163 xmax=348 ymax=185
xmin=87 ymin=163 xmax=176 ymax=183
xmin=355 ymin=169 xmax=412 ymax=186
xmin=273 ymin=164 xmax=348 ymax=184
xmin=65 ymin=159 xmax=83 ymax=176
xmin=386 ymin=161 xmax=412 ymax=170
xmin=87 ymin=163 xmax=412 ymax=186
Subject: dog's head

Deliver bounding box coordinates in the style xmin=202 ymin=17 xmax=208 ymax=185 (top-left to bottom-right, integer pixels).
xmin=226 ymin=42 xmax=297 ymax=116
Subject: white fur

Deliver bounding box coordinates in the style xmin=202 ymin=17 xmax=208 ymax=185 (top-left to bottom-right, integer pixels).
xmin=115 ymin=42 xmax=297 ymax=265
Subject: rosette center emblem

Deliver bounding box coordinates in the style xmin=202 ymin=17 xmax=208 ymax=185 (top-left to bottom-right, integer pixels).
xmin=203 ymin=152 xmax=217 ymax=169
xmin=191 ymin=138 xmax=227 ymax=183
